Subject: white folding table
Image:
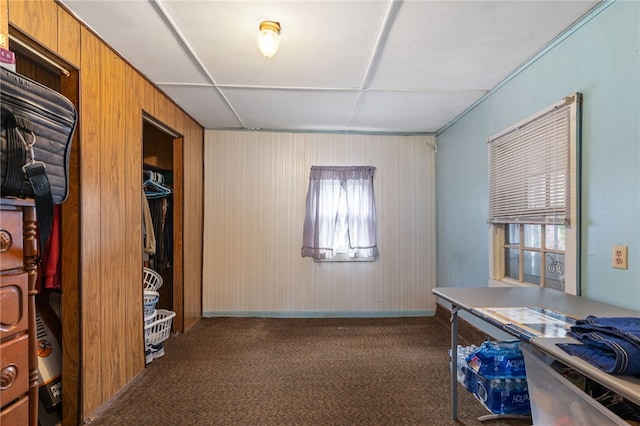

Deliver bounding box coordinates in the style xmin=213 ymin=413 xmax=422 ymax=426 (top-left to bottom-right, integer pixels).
xmin=432 ymin=286 xmax=640 ymax=420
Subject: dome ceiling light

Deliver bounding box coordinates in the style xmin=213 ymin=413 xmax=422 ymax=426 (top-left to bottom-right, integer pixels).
xmin=257 ymin=20 xmax=281 ymax=58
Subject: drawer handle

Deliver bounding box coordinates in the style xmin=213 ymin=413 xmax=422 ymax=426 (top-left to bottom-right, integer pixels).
xmin=1 ymin=364 xmax=18 ymax=389
xmin=0 ymin=230 xmax=12 ymax=253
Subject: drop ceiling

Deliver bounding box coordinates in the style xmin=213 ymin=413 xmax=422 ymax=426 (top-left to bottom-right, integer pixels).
xmin=58 ymin=0 xmax=600 ymax=134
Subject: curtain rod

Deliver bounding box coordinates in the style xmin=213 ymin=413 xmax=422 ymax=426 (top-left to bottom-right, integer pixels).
xmin=8 ymin=34 xmax=71 ymax=77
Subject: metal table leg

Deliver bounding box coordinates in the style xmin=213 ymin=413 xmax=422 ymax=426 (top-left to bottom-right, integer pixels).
xmin=450 ymin=305 xmax=460 ymax=420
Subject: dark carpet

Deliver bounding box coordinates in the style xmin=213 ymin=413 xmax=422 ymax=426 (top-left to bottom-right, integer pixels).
xmin=85 ymin=316 xmax=532 ymax=426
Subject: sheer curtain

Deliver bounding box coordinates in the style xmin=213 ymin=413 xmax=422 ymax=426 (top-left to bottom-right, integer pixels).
xmin=301 ymin=166 xmax=378 ymax=260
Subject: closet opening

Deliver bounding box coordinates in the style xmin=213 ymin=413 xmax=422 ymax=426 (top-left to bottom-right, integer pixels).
xmin=8 ymin=27 xmax=81 ymax=426
xmin=142 ymin=115 xmax=184 ymax=332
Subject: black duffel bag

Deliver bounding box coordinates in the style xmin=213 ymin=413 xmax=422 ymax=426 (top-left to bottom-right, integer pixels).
xmin=1 ymin=67 xmax=77 ymax=256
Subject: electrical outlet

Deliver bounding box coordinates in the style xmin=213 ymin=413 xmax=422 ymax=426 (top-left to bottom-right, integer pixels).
xmin=612 ymin=245 xmax=628 ymax=269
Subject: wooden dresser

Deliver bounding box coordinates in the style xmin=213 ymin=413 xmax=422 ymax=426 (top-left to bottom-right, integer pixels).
xmin=1 ymin=198 xmax=39 ymax=426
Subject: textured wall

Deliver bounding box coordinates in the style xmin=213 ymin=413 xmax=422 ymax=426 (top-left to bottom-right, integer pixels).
xmin=204 ymin=131 xmax=436 ymax=316
xmin=436 ymin=1 xmax=640 ymax=310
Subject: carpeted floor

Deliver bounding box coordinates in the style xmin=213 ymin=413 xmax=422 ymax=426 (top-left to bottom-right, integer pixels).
xmin=85 ymin=316 xmax=532 ymax=426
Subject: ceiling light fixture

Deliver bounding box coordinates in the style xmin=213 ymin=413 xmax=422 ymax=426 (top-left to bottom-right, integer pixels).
xmin=257 ymin=21 xmax=281 ymax=58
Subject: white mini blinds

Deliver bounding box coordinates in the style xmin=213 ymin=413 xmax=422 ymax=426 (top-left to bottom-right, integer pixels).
xmin=301 ymin=166 xmax=378 ymax=260
xmin=488 ymin=94 xmax=581 ymax=225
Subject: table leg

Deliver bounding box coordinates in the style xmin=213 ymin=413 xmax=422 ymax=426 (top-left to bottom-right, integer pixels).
xmin=450 ymin=305 xmax=460 ymax=420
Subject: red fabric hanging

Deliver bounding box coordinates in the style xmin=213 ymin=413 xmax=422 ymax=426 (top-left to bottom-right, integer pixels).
xmin=37 ymin=204 xmax=62 ymax=291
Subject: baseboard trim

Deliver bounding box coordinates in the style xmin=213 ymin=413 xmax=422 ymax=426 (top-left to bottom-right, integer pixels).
xmin=203 ymin=310 xmax=436 ymax=319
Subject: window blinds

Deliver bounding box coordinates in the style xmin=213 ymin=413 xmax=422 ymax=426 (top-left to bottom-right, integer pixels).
xmin=489 ymin=95 xmax=579 ymax=224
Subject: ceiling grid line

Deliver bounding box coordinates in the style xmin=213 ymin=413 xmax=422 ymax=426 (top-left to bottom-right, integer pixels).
xmin=59 ymin=0 xmax=602 ymax=134
xmin=346 ymin=0 xmax=401 ymax=132
xmin=151 ymin=0 xmax=247 ymax=129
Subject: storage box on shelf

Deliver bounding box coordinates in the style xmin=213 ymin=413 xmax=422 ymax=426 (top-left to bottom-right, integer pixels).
xmin=522 ymin=343 xmax=628 ymax=426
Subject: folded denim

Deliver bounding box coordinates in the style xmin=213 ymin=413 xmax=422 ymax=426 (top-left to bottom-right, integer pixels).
xmin=571 ymin=316 xmax=640 ymax=345
xmin=556 ymin=316 xmax=640 ymax=377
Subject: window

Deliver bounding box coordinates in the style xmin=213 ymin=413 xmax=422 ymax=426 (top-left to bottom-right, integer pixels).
xmin=503 ymin=224 xmax=565 ymax=290
xmin=488 ymin=94 xmax=581 ymax=294
xmin=301 ymin=166 xmax=378 ymax=261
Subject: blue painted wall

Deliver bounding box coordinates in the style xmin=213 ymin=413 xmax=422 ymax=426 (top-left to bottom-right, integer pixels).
xmin=436 ymin=1 xmax=640 ymax=310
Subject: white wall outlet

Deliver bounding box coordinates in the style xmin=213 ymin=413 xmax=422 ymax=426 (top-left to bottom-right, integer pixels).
xmin=612 ymin=245 xmax=628 ymax=269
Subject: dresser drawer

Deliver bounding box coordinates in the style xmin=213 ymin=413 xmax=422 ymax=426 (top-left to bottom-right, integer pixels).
xmin=0 ymin=273 xmax=28 ymax=341
xmin=0 ymin=209 xmax=24 ymax=272
xmin=0 ymin=393 xmax=28 ymax=424
xmin=0 ymin=333 xmax=29 ymax=408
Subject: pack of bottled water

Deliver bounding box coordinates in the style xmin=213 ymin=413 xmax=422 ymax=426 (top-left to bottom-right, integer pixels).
xmin=473 ymin=376 xmax=531 ymax=415
xmin=448 ymin=344 xmax=478 ymax=385
xmin=467 ymin=340 xmax=527 ymax=378
xmin=451 ymin=340 xmax=531 ymax=416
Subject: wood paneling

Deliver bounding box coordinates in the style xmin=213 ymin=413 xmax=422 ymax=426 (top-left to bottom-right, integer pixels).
xmin=4 ymin=1 xmax=204 ymax=420
xmin=165 ymin=99 xmax=178 ymax=134
xmin=203 ymin=131 xmax=436 ymax=316
xmin=0 ymin=0 xmax=7 ymax=43
xmin=79 ymin=27 xmax=103 ymax=416
xmin=143 ymin=80 xmax=156 ymax=117
xmin=173 ymin=137 xmax=184 ymax=331
xmin=125 ymin=66 xmax=144 ymax=373
xmin=154 ymin=92 xmax=167 ymax=124
xmin=56 ymin=6 xmax=80 ymax=67
xmin=8 ymin=0 xmax=57 ymax=51
xmin=98 ymin=44 xmax=127 ymax=401
xmin=184 ymin=122 xmax=204 ymax=330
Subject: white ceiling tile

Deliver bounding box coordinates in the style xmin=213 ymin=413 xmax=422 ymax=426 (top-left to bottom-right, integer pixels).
xmin=158 ymin=0 xmax=389 ymax=87
xmin=369 ymin=1 xmax=600 ymax=90
xmin=350 ymin=90 xmax=486 ymax=133
xmin=158 ymin=84 xmax=243 ymax=129
xmin=61 ymin=0 xmax=210 ymax=84
xmin=220 ymin=88 xmax=360 ymax=131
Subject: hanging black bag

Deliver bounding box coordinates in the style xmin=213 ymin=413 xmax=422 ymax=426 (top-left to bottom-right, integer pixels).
xmin=1 ymin=67 xmax=77 ymax=256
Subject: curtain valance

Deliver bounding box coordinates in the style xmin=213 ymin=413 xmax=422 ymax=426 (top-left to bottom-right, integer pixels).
xmin=309 ymin=166 xmax=376 ymax=181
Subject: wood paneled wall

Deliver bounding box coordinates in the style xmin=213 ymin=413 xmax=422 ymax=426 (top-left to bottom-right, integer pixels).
xmin=203 ymin=131 xmax=436 ymax=316
xmin=0 ymin=0 xmax=7 ymax=45
xmin=4 ymin=0 xmax=204 ymax=422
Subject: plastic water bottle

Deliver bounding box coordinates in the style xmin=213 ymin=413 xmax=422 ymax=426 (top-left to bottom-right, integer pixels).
xmin=501 ymin=378 xmax=531 ymax=415
xmin=448 ymin=344 xmax=478 ymax=385
xmin=481 ymin=378 xmax=505 ymax=413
